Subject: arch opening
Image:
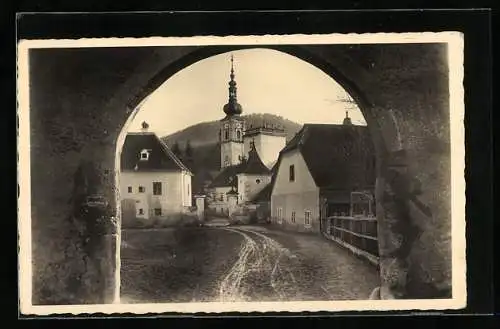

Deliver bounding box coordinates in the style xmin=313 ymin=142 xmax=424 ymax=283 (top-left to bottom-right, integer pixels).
xmin=114 ymin=47 xmax=385 ymax=304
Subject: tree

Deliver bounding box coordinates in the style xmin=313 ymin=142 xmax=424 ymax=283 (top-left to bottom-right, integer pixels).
xmin=185 ymin=140 xmax=193 ymax=158
xmin=184 ymin=140 xmax=194 ymax=170
xmin=171 ymin=141 xmax=182 ymax=158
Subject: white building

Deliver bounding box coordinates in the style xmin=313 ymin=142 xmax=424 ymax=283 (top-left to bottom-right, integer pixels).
xmin=270 ymin=120 xmax=376 ymax=233
xmin=120 ymin=122 xmax=193 ymax=221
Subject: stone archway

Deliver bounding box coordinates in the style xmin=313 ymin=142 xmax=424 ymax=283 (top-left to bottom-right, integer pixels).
xmin=27 ymin=42 xmax=452 ymax=305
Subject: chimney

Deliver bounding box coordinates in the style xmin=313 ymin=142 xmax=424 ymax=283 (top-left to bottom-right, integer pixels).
xmin=141 ymin=121 xmax=150 ymax=132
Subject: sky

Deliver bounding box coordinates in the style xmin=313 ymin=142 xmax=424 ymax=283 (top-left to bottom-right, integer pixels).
xmin=128 ymin=48 xmax=366 ymax=137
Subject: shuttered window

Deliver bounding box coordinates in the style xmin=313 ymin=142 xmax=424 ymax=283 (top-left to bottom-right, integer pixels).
xmin=153 ymin=182 xmax=162 ymax=195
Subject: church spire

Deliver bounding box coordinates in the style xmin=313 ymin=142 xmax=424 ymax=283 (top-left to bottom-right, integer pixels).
xmin=223 ymin=54 xmax=243 ymax=116
xmin=343 ymin=110 xmax=353 ymax=126
xmin=230 ymin=54 xmax=235 ymax=81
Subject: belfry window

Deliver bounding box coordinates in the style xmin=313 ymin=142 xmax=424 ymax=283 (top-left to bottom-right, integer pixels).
xmin=224 ymin=130 xmax=229 ymax=140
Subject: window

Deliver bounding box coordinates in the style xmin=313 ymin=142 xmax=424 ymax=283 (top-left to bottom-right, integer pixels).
xmin=138 ymin=208 xmax=144 ymax=215
xmin=256 ymin=179 xmax=261 ymax=184
xmin=140 ymin=149 xmax=150 ymax=161
xmin=236 ymin=130 xmax=241 ymax=140
xmin=289 ymin=165 xmax=295 ymax=182
xmin=138 ymin=186 xmax=145 ymax=193
xmin=154 ymin=208 xmax=162 ymax=216
xmin=224 ymin=130 xmax=229 ymax=140
xmin=153 ymin=182 xmax=162 ymax=195
xmin=304 ymin=211 xmax=311 ymax=226
xmin=277 ymin=207 xmax=283 ymax=224
xmin=291 ymin=211 xmax=296 ymax=223
xmin=127 ymin=186 xmax=132 ymax=193
xmin=219 ymin=193 xmax=224 ymax=201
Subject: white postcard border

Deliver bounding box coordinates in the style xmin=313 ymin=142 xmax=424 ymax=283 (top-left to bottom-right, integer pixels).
xmin=17 ymin=32 xmax=466 ymax=315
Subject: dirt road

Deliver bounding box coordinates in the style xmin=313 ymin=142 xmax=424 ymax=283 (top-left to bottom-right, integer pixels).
xmin=120 ymin=225 xmax=379 ymax=303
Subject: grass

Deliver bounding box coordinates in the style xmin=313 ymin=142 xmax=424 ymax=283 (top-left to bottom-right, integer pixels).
xmin=120 ymin=227 xmax=242 ymax=303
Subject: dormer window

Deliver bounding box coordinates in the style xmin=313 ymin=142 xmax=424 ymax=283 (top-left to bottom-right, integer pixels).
xmin=140 ymin=149 xmax=150 ymax=161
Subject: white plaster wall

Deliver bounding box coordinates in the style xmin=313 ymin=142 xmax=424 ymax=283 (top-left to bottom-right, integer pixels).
xmin=181 ymin=171 xmax=192 ymax=207
xmin=221 ymin=142 xmax=244 ymax=168
xmin=272 ymin=149 xmax=318 ymax=195
xmin=237 ymin=174 xmax=272 ymax=203
xmin=120 ymin=170 xmax=190 ymax=216
xmin=271 ymin=149 xmax=320 ymax=231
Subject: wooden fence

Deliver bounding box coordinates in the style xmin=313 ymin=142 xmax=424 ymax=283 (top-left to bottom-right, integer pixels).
xmin=321 ymin=215 xmax=379 ymax=265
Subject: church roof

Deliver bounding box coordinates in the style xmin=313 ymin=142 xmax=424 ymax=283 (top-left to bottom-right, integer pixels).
xmin=277 ymin=123 xmax=375 ymax=189
xmin=241 ymin=147 xmax=271 ymax=175
xmin=120 ymin=132 xmax=192 ymax=174
xmin=209 ymin=145 xmax=270 ymax=188
xmin=208 ymin=163 xmax=244 ymax=188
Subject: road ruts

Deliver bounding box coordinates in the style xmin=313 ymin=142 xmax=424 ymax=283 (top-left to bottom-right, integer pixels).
xmin=217 ymin=226 xmax=300 ymax=302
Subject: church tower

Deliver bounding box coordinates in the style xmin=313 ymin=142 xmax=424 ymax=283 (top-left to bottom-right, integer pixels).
xmin=220 ymin=54 xmax=245 ymax=169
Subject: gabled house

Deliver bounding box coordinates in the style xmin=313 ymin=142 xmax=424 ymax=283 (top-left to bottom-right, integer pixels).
xmin=270 ymin=120 xmax=376 ymax=233
xmin=120 ymin=122 xmax=193 ymax=222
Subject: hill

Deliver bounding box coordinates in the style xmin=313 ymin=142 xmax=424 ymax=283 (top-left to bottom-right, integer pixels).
xmin=162 ymin=113 xmax=302 ymax=148
xmin=161 ymin=113 xmax=303 ymax=193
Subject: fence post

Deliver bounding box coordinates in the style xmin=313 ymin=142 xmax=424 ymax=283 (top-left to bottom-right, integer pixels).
xmin=349 ymin=218 xmax=353 ymax=245
xmin=361 ymin=220 xmax=367 ymax=251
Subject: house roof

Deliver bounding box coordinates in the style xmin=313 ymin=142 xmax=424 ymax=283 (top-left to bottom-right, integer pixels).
xmin=208 ymin=163 xmax=244 ymax=188
xmin=209 ymin=145 xmax=270 ymax=188
xmin=120 ymin=132 xmax=192 ymax=173
xmin=250 ymin=182 xmax=273 ymax=203
xmin=278 ymin=123 xmax=375 ymax=189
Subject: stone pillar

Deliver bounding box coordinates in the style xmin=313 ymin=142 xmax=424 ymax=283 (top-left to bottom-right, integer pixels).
xmin=376 ymin=150 xmax=411 ymax=299
xmin=375 ymin=146 xmax=451 ymax=300
xmin=194 ymin=194 xmax=206 ymax=222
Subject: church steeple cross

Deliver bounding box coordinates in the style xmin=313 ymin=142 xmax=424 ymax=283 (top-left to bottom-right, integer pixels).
xmin=230 ymin=54 xmax=235 ymax=80
xmin=228 ymin=54 xmax=237 ymax=101
xmin=223 ymin=54 xmax=243 ymax=116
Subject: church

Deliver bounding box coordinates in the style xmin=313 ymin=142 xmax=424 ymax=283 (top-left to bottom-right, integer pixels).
xmin=206 ymin=55 xmax=286 ymax=215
